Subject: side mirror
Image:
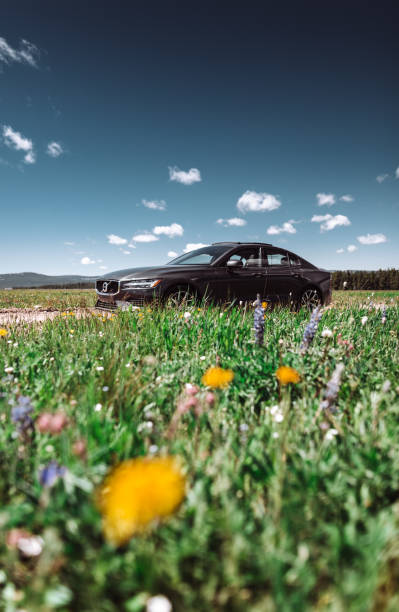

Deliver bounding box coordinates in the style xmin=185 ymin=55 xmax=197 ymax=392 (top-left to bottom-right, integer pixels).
xmin=227 ymin=259 xmax=243 ymax=268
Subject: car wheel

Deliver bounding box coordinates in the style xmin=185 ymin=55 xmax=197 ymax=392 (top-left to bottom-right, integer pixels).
xmin=165 ymin=287 xmax=196 ymax=307
xmin=299 ymin=288 xmax=321 ymax=310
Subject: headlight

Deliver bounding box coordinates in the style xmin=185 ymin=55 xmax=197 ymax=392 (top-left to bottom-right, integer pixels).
xmin=122 ymin=279 xmax=162 ymax=289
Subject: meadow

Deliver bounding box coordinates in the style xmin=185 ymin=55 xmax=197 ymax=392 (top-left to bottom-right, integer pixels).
xmin=0 ymin=290 xmax=399 ymax=611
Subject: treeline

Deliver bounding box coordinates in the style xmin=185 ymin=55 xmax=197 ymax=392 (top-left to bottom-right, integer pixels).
xmin=332 ymin=269 xmax=399 ymax=290
xmin=18 ymin=283 xmax=95 ymax=290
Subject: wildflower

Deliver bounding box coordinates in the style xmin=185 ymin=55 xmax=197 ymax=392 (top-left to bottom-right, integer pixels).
xmin=0 ymin=328 xmax=7 ymax=337
xmin=300 ymin=306 xmax=322 ymax=351
xmin=253 ymin=294 xmax=265 ymax=345
xmin=325 ymin=428 xmax=339 ymax=441
xmin=72 ymin=439 xmax=87 ymax=459
xmin=382 ymin=380 xmax=391 ymax=393
xmin=96 ymin=456 xmax=186 ymax=546
xmin=4 ymin=366 xmax=14 ymax=374
xmin=239 ymin=423 xmax=249 ymax=432
xmin=262 ymin=301 xmax=268 ymax=309
xmin=199 ymin=355 xmax=206 ymax=361
xmin=94 ymin=403 xmax=102 ymax=412
xmin=184 ymin=383 xmax=199 ymax=396
xmin=361 ymin=316 xmax=368 ymax=326
xmin=205 ymin=392 xmax=215 ymax=405
xmin=96 ymin=366 xmax=104 ymax=372
xmin=48 ymin=412 xmax=68 ymax=434
xmin=11 ymin=396 xmax=34 ymax=433
xmin=102 ymin=385 xmax=109 ymax=392
xmin=272 ymin=432 xmax=279 ymax=439
xmin=202 ymin=366 xmax=234 ymax=389
xmin=39 ymin=461 xmax=66 ymax=488
xmin=321 ymin=328 xmax=333 ymax=338
xmin=147 ymin=595 xmax=172 ymax=612
xmin=337 ymin=334 xmax=354 ymax=352
xmin=149 ymin=444 xmax=159 ymax=454
xmin=36 ymin=412 xmax=53 ymax=433
xmin=276 ymin=366 xmax=300 ymax=385
xmin=320 ymin=362 xmax=345 ymax=413
xmin=183 ymin=311 xmax=191 ymax=320
xmin=274 ymin=411 xmax=284 ymax=423
xmin=381 ymin=307 xmax=387 ymax=324
xmin=17 ymin=535 xmax=44 ymax=557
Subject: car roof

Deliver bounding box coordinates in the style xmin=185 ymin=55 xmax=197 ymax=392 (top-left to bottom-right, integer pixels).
xmin=212 ymin=241 xmax=274 ymax=246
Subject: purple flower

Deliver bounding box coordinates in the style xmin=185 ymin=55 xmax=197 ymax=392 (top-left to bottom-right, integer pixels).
xmin=39 ymin=461 xmax=66 ymax=488
xmin=11 ymin=396 xmax=34 ymax=433
xmin=320 ymin=363 xmax=345 ymax=414
xmin=300 ymin=306 xmax=322 ymax=351
xmin=253 ymin=294 xmax=265 ymax=346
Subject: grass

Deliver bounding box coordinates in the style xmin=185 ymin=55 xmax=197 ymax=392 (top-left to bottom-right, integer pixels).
xmin=0 ymin=291 xmax=399 ymax=611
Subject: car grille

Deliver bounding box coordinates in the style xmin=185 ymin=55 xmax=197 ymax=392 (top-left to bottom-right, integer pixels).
xmin=96 ymin=279 xmax=119 ymax=295
xmin=95 ymin=300 xmax=118 ymax=311
xmin=127 ymin=297 xmax=146 ymax=307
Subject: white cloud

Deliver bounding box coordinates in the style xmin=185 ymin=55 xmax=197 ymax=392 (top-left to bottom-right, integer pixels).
xmin=311 ymin=214 xmax=351 ymax=232
xmin=107 ymin=234 xmax=127 ymax=245
xmin=316 ymin=193 xmax=335 ymax=206
xmin=47 ymin=142 xmax=63 ymax=158
xmin=267 ymin=220 xmax=297 ymax=235
xmin=142 ymin=199 xmax=166 ymax=211
xmin=81 ymin=256 xmax=95 ymax=264
xmin=376 ymin=174 xmax=389 ymax=183
xmin=340 ymin=194 xmax=354 ymax=202
xmin=0 ymin=37 xmax=39 ymax=68
xmin=237 ymin=190 xmax=281 ymax=213
xmin=64 ymin=241 xmax=75 ymax=246
xmin=121 ymin=250 xmax=131 ymax=255
xmin=183 ymin=243 xmax=208 ymax=253
xmin=153 ymin=223 xmax=184 ymax=238
xmin=347 ymin=244 xmax=357 ymax=252
xmin=395 ymin=167 xmax=399 ymax=179
xmin=357 ymin=233 xmax=387 ymax=245
xmin=169 ymin=166 xmax=201 ymax=185
xmin=336 ymin=248 xmax=344 ymax=254
xmin=132 ymin=233 xmax=159 ymax=243
xmin=216 ymin=217 xmax=247 ymax=227
xmin=3 ymin=125 xmax=35 ymax=164
xmin=168 ymin=250 xmax=178 ymax=258
xmin=99 ymin=265 xmax=108 ymax=270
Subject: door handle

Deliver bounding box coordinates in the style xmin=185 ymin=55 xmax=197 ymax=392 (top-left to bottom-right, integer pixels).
xmin=291 ymin=272 xmax=301 ymax=278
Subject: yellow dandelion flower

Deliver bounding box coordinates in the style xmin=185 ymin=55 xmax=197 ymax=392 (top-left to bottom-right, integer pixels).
xmin=202 ymin=366 xmax=234 ymax=389
xmin=68 ymin=312 xmax=75 ymax=316
xmin=275 ymin=366 xmax=300 ymax=385
xmin=262 ymin=301 xmax=268 ymax=309
xmin=69 ymin=329 xmax=74 ymax=334
xmin=96 ymin=456 xmax=186 ymax=546
xmin=0 ymin=329 xmax=8 ymax=337
xmin=61 ymin=312 xmax=67 ymax=317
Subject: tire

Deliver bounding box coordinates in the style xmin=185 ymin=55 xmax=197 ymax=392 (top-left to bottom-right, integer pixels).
xmin=298 ymin=287 xmax=322 ymax=310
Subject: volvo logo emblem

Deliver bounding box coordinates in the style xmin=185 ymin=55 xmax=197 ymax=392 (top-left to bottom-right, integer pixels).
xmin=102 ymin=282 xmax=108 ymax=293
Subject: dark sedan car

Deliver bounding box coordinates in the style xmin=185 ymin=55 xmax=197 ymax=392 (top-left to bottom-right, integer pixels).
xmin=95 ymin=242 xmax=331 ymax=311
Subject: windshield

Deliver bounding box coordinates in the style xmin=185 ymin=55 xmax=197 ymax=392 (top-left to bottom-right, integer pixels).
xmin=167 ymin=245 xmax=230 ymax=265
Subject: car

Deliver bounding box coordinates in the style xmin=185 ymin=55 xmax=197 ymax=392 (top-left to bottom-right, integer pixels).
xmin=96 ymin=242 xmax=331 ymax=310
xmin=95 ymin=242 xmax=331 ymax=311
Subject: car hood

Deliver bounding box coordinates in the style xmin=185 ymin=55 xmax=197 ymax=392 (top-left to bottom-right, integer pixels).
xmin=102 ymin=265 xmax=210 ymax=281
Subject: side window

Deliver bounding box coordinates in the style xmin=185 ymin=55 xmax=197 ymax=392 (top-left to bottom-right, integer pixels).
xmin=226 ymin=247 xmax=265 ymax=267
xmin=264 ymin=251 xmax=290 ymax=266
xmin=289 ymin=254 xmax=301 ymax=267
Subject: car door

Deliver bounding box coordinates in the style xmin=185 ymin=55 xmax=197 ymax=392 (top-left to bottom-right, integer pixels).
xmin=263 ymin=248 xmax=306 ymax=305
xmin=213 ymin=246 xmax=268 ymax=302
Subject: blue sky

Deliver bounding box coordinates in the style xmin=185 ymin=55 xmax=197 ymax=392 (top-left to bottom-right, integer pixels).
xmin=0 ymin=0 xmax=398 ymax=275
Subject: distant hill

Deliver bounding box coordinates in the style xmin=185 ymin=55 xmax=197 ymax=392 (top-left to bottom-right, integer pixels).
xmin=0 ymin=272 xmax=98 ymax=289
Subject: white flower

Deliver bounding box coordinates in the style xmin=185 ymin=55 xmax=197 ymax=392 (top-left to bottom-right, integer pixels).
xmin=239 ymin=423 xmax=249 ymax=432
xmin=274 ymin=412 xmax=284 ymax=423
xmin=325 ymin=428 xmax=339 ymax=441
xmin=102 ymin=386 xmax=109 ymax=392
xmin=269 ymin=405 xmax=280 ymax=416
xmin=183 ymin=311 xmax=191 ymax=319
xmin=147 ymin=595 xmax=172 ymax=612
xmin=4 ymin=367 xmax=14 ymax=373
xmin=17 ymin=535 xmax=44 ymax=557
xmin=272 ymin=431 xmax=279 ymax=439
xmin=361 ymin=316 xmax=368 ymax=326
xmin=200 ymin=355 xmax=206 ymax=361
xmin=382 ymin=380 xmax=391 ymax=393
xmin=96 ymin=366 xmax=104 ymax=371
xmin=94 ymin=403 xmax=102 ymax=412
xmin=149 ymin=444 xmax=159 ymax=454
xmin=125 ymin=362 xmax=131 ymax=367
xmin=321 ymin=328 xmax=333 ymax=338
xmin=99 ymin=331 xmax=104 ymax=337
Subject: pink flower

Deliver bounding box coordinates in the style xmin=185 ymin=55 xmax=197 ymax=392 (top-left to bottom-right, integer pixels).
xmin=185 ymin=383 xmax=199 ymax=396
xmin=36 ymin=413 xmax=53 ymax=433
xmin=205 ymin=392 xmax=215 ymax=405
xmin=48 ymin=412 xmax=68 ymax=434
